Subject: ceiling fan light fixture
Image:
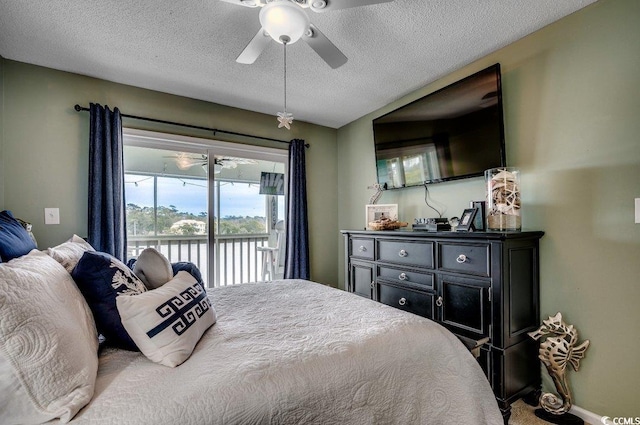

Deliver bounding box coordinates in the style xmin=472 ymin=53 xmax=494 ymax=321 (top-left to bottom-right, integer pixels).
xmin=175 ymin=154 xmax=195 ymax=170
xmin=259 ymin=1 xmax=310 ymax=44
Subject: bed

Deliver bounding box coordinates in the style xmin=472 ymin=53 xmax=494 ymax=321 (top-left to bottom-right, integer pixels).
xmin=66 ymin=280 xmax=502 ymax=424
xmin=0 ymin=216 xmax=503 ymax=424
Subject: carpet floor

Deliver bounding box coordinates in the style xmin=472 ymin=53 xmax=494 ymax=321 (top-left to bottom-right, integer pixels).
xmin=509 ymin=400 xmax=592 ymax=425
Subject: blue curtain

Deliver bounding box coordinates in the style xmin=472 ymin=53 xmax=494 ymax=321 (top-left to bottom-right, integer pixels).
xmin=88 ymin=103 xmax=126 ymax=261
xmin=284 ymin=139 xmax=310 ymax=280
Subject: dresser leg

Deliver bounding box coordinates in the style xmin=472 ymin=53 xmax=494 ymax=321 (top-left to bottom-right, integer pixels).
xmin=498 ymin=400 xmax=512 ymax=425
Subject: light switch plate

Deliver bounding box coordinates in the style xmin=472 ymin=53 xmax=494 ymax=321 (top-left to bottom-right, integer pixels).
xmin=636 ymin=199 xmax=640 ymax=224
xmin=44 ymin=208 xmax=60 ymax=225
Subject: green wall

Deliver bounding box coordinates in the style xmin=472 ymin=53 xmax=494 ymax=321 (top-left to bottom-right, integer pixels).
xmin=0 ymin=59 xmax=339 ymax=286
xmin=337 ymin=0 xmax=640 ymax=416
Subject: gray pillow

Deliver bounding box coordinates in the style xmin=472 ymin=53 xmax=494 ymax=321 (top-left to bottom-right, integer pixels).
xmin=133 ymin=248 xmax=173 ymax=289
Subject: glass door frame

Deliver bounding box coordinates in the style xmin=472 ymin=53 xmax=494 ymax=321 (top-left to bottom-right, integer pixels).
xmin=123 ymin=128 xmax=288 ymax=288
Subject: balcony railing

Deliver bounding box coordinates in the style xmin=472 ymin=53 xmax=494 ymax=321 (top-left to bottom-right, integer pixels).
xmin=127 ymin=234 xmax=271 ymax=287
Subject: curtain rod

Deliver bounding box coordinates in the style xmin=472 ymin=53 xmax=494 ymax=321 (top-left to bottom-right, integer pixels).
xmin=74 ymin=104 xmax=309 ymax=147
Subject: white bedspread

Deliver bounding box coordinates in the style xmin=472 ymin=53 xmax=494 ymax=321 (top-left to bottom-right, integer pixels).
xmin=69 ymin=280 xmax=503 ymax=424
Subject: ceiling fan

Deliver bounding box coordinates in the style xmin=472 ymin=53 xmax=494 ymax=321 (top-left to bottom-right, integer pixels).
xmin=221 ymin=0 xmax=394 ymax=69
xmin=169 ymin=153 xmax=258 ymax=172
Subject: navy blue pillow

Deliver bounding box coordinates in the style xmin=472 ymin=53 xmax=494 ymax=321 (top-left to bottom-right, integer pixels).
xmin=72 ymin=251 xmax=147 ymax=351
xmin=0 ymin=210 xmax=38 ymax=262
xmin=172 ymin=261 xmax=206 ymax=292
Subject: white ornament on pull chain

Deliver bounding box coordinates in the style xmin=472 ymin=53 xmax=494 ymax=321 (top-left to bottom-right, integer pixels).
xmin=277 ymin=37 xmax=294 ymax=130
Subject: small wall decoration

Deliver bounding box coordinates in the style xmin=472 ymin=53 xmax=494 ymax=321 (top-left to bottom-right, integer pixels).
xmin=367 ymin=182 xmax=384 ymax=205
xmin=365 ymin=204 xmax=407 ymax=230
xmin=456 ymin=208 xmax=478 ymax=232
xmin=528 ymin=312 xmax=590 ymax=424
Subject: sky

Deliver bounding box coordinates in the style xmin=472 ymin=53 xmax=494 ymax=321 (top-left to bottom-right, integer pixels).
xmin=124 ymin=174 xmax=272 ymax=217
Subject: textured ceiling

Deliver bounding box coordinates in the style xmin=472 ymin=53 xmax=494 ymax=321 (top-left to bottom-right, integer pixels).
xmin=0 ymin=0 xmax=597 ymax=129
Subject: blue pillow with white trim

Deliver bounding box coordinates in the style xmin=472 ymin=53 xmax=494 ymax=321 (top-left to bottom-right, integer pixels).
xmin=71 ymin=251 xmax=147 ymax=351
xmin=0 ymin=210 xmax=38 ymax=262
xmin=172 ymin=261 xmax=206 ymax=291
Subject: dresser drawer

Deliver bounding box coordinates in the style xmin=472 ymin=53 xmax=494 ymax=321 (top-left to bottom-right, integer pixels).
xmin=438 ymin=242 xmax=490 ymax=277
xmin=377 ymin=282 xmax=434 ymax=320
xmin=377 ymin=265 xmax=434 ymax=290
xmin=377 ymin=239 xmax=434 ymax=268
xmin=349 ymin=260 xmax=374 ymax=299
xmin=439 ymin=275 xmax=491 ymax=341
xmin=350 ymin=237 xmax=374 ymax=260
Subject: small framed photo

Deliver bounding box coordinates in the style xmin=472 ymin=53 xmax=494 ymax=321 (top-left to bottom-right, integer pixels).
xmin=470 ymin=201 xmax=486 ymax=231
xmin=457 ymin=208 xmax=478 ymax=232
xmin=365 ymin=204 xmax=398 ymax=229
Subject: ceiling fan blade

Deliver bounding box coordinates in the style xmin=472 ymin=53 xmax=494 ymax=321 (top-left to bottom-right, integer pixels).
xmin=236 ymin=28 xmax=271 ymax=64
xmin=302 ymin=24 xmax=347 ymax=69
xmin=218 ymin=0 xmax=262 ymax=8
xmin=218 ymin=157 xmax=259 ymax=165
xmin=309 ymin=0 xmax=393 ymax=13
xmin=176 ymin=161 xmax=201 ymax=170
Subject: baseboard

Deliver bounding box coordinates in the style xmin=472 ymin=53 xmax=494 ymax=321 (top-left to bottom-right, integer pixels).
xmin=570 ymin=404 xmax=606 ymax=424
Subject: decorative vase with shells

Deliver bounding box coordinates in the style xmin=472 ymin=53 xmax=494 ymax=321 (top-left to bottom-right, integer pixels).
xmin=485 ymin=167 xmax=521 ymax=231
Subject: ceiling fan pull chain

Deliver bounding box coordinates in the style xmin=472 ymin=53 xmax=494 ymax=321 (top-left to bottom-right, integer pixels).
xmin=283 ymin=39 xmax=287 ymax=113
xmin=276 ymin=38 xmax=294 ymax=129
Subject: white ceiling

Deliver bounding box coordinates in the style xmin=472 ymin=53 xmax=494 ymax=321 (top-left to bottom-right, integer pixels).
xmin=0 ymin=0 xmax=597 ymax=129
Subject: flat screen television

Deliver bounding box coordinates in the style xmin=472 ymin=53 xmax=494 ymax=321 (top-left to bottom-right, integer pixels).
xmin=372 ymin=64 xmax=506 ymax=189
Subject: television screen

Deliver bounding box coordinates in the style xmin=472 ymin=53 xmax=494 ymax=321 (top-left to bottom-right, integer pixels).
xmin=372 ymin=64 xmax=506 ymax=189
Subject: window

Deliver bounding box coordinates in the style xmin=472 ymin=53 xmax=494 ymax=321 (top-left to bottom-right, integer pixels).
xmin=217 ymin=181 xmax=265 ymax=234
xmin=126 ymin=174 xmax=208 ymax=237
xmin=123 ymin=129 xmax=287 ymax=287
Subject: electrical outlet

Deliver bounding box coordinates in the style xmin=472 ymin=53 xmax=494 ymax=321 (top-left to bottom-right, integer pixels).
xmin=636 ymin=199 xmax=640 ymax=224
xmin=44 ymin=208 xmax=60 ymax=225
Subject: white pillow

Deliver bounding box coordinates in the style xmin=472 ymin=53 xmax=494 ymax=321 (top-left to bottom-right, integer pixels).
xmin=116 ymin=271 xmax=216 ymax=367
xmin=133 ymin=247 xmax=173 ymax=289
xmin=45 ymin=234 xmax=95 ymax=273
xmin=0 ymin=250 xmax=99 ymax=424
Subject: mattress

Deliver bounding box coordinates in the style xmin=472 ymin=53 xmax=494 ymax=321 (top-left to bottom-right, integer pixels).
xmin=68 ymin=279 xmax=503 ymax=424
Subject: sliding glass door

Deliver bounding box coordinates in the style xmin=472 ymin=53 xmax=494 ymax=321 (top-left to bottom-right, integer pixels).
xmin=211 ymin=154 xmax=285 ymax=285
xmin=123 ymin=129 xmax=287 ymax=288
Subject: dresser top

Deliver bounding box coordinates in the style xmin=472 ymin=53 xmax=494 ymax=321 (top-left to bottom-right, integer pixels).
xmin=341 ymin=229 xmax=544 ymax=241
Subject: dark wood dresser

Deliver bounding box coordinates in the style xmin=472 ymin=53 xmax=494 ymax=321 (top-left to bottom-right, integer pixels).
xmin=341 ymin=229 xmax=544 ymax=422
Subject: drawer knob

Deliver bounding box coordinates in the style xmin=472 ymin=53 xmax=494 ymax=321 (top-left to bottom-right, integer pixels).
xmin=398 ymin=272 xmax=408 ymax=281
xmin=398 ymin=297 xmax=407 ymax=306
xmin=456 ymin=254 xmax=467 ymax=264
xmin=398 ymin=249 xmax=408 ymax=257
xmin=436 ymin=296 xmax=443 ymax=307
xmin=359 ymin=246 xmax=367 ymax=252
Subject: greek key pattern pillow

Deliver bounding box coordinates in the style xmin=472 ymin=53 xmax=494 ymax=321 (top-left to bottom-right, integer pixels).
xmin=116 ymin=271 xmax=216 ymax=367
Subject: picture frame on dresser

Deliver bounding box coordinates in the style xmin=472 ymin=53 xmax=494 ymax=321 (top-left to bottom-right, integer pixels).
xmin=470 ymin=201 xmax=486 ymax=231
xmin=457 ymin=208 xmax=478 ymax=232
xmin=365 ymin=204 xmax=398 ymax=228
